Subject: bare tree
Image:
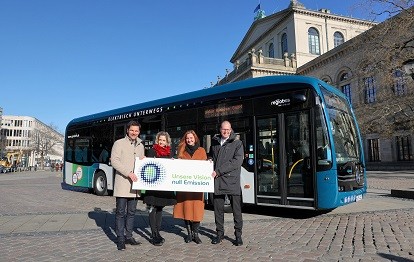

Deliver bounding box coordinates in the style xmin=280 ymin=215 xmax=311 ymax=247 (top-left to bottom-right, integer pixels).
xmin=350 ymin=2 xmax=414 ymax=137
xmin=30 ymin=123 xmax=63 ymax=169
xmin=0 ymin=132 xmax=6 ymax=159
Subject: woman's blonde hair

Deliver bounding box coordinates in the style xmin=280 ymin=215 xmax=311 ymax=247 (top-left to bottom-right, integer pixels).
xmin=155 ymin=131 xmax=171 ymax=146
xmin=177 ymin=130 xmax=200 ymax=158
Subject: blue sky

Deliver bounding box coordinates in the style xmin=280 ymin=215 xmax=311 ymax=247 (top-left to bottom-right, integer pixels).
xmin=0 ymin=0 xmax=383 ymax=133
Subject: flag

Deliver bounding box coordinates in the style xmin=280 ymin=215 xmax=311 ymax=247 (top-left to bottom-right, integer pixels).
xmin=253 ymin=4 xmax=261 ymax=13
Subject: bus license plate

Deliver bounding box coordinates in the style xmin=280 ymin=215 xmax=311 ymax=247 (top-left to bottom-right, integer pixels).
xmin=355 ymin=194 xmax=362 ymax=201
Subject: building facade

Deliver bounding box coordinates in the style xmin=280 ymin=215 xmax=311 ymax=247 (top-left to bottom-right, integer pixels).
xmin=297 ymin=7 xmax=414 ymax=169
xmin=216 ymin=0 xmax=375 ymax=86
xmin=214 ymin=1 xmax=413 ymax=169
xmin=0 ymin=115 xmax=64 ymax=168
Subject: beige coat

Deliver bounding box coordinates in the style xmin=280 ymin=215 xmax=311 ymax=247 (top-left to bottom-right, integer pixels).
xmin=111 ymin=136 xmax=144 ymax=198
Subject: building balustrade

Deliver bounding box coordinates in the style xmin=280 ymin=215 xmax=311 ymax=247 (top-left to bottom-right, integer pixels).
xmin=215 ymin=49 xmax=297 ymax=86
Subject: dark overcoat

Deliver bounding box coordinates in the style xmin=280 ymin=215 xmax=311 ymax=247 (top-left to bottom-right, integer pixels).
xmin=209 ymin=132 xmax=244 ymax=195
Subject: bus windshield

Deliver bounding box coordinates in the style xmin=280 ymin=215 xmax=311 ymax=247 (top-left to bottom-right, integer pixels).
xmin=321 ymin=88 xmax=360 ymax=165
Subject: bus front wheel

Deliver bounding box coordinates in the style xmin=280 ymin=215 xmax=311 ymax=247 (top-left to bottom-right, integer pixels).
xmin=94 ymin=172 xmax=108 ymax=196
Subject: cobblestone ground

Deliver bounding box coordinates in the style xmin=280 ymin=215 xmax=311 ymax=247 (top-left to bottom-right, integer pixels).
xmin=0 ymin=171 xmax=413 ymax=261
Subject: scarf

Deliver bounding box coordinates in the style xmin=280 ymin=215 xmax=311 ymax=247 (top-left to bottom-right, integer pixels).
xmin=185 ymin=144 xmax=199 ymax=157
xmin=153 ymin=144 xmax=171 ymax=157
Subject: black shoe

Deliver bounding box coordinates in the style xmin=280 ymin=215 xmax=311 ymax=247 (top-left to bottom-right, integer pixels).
xmin=185 ymin=233 xmax=192 ymax=243
xmin=117 ymin=241 xmax=126 ymax=251
xmin=125 ymin=237 xmax=141 ymax=245
xmin=211 ymin=235 xmax=223 ymax=244
xmin=193 ymin=233 xmax=202 ymax=244
xmin=151 ymin=236 xmax=163 ymax=246
xmin=234 ymin=236 xmax=243 ymax=246
xmin=157 ymin=233 xmax=165 ymax=244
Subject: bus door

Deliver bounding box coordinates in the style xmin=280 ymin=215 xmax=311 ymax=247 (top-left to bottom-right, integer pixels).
xmin=256 ymin=110 xmax=314 ymax=208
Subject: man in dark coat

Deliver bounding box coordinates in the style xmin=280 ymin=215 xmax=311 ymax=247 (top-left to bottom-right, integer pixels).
xmin=209 ymin=120 xmax=244 ymax=246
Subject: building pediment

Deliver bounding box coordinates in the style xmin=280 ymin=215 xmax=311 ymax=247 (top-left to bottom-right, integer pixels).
xmin=230 ymin=8 xmax=291 ymax=63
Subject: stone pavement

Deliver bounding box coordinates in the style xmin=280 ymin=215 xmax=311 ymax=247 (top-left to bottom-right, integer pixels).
xmin=0 ymin=170 xmax=413 ymax=261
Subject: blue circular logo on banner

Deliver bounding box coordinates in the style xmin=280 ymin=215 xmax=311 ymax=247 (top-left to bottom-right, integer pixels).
xmin=139 ymin=160 xmax=166 ymax=187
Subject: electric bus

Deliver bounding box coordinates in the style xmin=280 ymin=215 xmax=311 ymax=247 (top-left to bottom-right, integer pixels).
xmin=64 ymin=75 xmax=366 ymax=210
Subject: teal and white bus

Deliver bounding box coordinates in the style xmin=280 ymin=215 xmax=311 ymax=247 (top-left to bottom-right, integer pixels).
xmin=64 ymin=75 xmax=366 ymax=210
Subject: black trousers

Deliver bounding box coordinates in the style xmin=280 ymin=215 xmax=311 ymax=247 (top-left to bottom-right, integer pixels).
xmin=213 ymin=194 xmax=243 ymax=238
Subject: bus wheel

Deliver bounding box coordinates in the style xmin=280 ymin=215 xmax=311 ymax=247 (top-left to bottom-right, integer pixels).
xmin=94 ymin=172 xmax=108 ymax=196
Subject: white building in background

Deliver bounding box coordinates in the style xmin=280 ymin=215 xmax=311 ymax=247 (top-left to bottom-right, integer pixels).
xmin=216 ymin=0 xmax=376 ymax=86
xmin=0 ymin=115 xmax=64 ymax=167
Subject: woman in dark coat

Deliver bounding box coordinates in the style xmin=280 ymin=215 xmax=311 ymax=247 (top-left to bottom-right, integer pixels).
xmin=143 ymin=131 xmax=176 ymax=246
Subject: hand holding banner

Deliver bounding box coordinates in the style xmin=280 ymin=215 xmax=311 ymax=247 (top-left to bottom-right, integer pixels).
xmin=132 ymin=158 xmax=214 ymax=193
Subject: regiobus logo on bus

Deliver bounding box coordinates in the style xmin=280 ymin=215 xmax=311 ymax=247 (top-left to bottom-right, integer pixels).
xmin=270 ymin=98 xmax=290 ymax=106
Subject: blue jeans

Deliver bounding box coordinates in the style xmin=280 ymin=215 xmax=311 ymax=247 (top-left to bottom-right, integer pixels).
xmin=115 ymin=197 xmax=138 ymax=241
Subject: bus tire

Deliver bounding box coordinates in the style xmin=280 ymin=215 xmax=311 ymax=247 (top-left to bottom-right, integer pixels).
xmin=94 ymin=171 xmax=108 ymax=196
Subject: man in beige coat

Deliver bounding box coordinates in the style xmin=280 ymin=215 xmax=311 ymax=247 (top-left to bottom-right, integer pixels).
xmin=111 ymin=120 xmax=145 ymax=251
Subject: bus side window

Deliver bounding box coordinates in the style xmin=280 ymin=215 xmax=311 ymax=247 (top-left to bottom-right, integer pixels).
xmin=315 ymin=103 xmax=332 ymax=170
xmin=66 ymin=139 xmax=74 ymax=162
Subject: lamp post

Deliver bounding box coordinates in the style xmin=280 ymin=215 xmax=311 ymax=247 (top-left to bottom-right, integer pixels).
xmin=402 ymin=59 xmax=414 ymax=80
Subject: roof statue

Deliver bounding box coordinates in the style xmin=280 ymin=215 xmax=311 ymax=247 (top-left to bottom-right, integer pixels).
xmin=289 ymin=0 xmax=305 ymax=9
xmin=254 ymin=9 xmax=266 ymax=21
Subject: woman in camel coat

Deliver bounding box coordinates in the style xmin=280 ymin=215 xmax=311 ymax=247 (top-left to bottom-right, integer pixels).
xmin=173 ymin=130 xmax=207 ymax=244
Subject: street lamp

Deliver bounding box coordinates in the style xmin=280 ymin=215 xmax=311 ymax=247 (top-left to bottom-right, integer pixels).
xmin=402 ymin=59 xmax=414 ymax=80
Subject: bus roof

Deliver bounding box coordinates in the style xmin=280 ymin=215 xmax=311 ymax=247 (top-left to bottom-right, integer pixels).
xmin=68 ymin=75 xmax=326 ymax=126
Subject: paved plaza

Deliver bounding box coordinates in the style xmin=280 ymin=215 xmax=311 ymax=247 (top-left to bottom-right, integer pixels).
xmin=0 ymin=170 xmax=413 ymax=261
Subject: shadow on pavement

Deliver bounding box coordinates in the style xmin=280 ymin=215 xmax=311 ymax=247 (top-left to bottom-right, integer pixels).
xmin=61 ymin=182 xmax=91 ymax=193
xmin=377 ymin=252 xmax=414 ymax=262
xmin=241 ymin=205 xmax=332 ymax=219
xmin=88 ymin=208 xmax=117 ymax=244
xmin=205 ymin=204 xmax=328 ymax=219
xmin=88 ymin=208 xmax=188 ymax=245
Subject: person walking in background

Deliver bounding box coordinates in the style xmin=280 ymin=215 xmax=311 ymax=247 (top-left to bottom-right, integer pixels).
xmin=209 ymin=120 xmax=245 ymax=246
xmin=111 ymin=120 xmax=145 ymax=251
xmin=143 ymin=131 xmax=176 ymax=246
xmin=173 ymin=130 xmax=207 ymax=244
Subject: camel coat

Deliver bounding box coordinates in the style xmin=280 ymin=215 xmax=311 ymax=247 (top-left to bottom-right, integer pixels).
xmin=173 ymin=147 xmax=207 ymax=222
xmin=111 ymin=136 xmax=144 ymax=198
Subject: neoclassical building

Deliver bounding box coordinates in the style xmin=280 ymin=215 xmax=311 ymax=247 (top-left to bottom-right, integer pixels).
xmin=216 ymin=0 xmax=375 ymax=85
xmin=214 ymin=1 xmax=413 ymax=169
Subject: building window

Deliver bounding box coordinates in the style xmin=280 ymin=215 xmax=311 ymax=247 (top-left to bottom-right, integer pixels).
xmin=364 ymin=76 xmax=376 ymax=103
xmin=281 ymin=33 xmax=288 ymax=57
xmin=339 ymin=72 xmax=351 ymax=104
xmin=394 ymin=70 xmax=406 ymax=96
xmin=268 ymin=42 xmax=275 ymax=58
xmin=334 ymin=31 xmax=344 ymax=48
xmin=396 ymin=135 xmax=412 ymax=161
xmin=367 ymin=138 xmax=380 ymax=161
xmin=341 ymin=84 xmax=352 ymax=104
xmin=308 ymin=27 xmax=320 ymax=55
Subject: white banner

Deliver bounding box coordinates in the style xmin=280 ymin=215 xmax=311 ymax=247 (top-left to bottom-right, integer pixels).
xmin=132 ymin=158 xmax=214 ymax=193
